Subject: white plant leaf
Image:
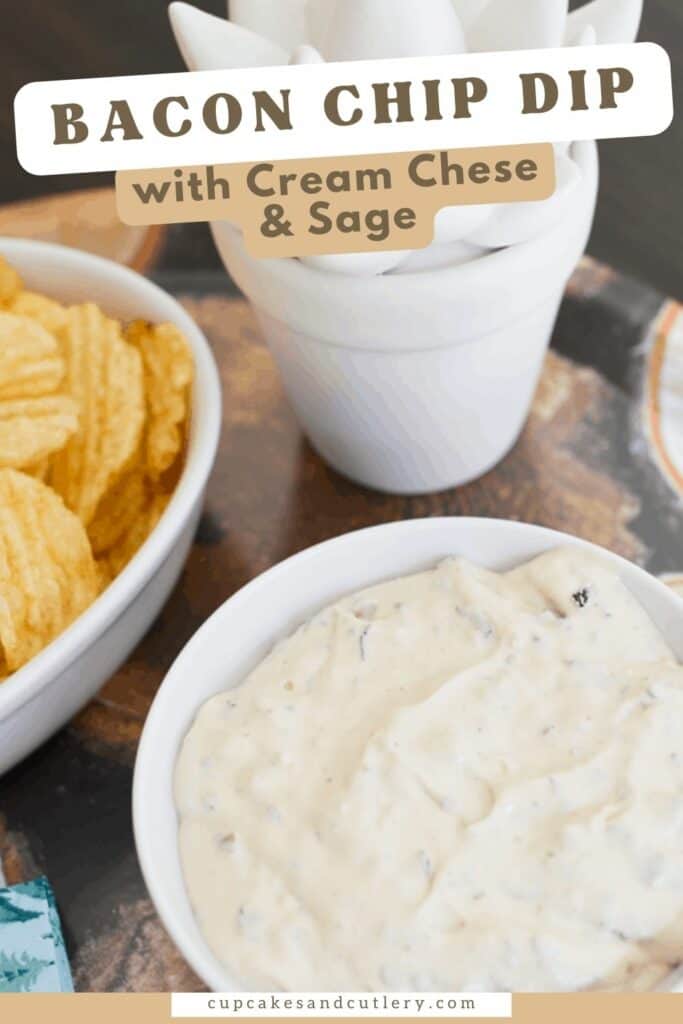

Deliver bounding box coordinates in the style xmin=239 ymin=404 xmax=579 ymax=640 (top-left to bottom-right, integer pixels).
xmin=567 ymin=21 xmax=598 ymax=47
xmin=466 ymin=153 xmax=582 ymax=248
xmin=565 ymin=0 xmax=643 ymax=45
xmin=300 ymin=250 xmax=410 ymax=275
xmin=468 ymin=0 xmax=569 ymax=52
xmin=229 ymin=0 xmax=309 ymax=51
xmin=170 ymin=2 xmax=287 ymax=70
xmin=392 ymin=240 xmax=489 ymax=273
xmin=450 ymin=0 xmax=493 ymax=30
xmin=290 ymin=44 xmax=325 ymax=65
xmin=556 ymin=25 xmax=596 ymax=155
xmin=306 ymin=0 xmax=336 ymax=53
xmin=323 ymin=0 xmax=465 ymax=61
xmin=432 ymin=204 xmax=496 ymax=245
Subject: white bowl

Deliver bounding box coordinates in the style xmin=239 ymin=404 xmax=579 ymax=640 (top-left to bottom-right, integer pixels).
xmin=0 ymin=238 xmax=221 ymax=775
xmin=133 ymin=517 xmax=683 ymax=993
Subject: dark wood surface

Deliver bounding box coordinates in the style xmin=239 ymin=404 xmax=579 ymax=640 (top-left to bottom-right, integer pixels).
xmin=0 ymin=1 xmax=681 ymax=297
xmin=1 ymin=214 xmax=683 ymax=988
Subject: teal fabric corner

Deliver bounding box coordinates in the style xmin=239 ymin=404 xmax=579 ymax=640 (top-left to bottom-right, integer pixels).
xmin=0 ymin=877 xmax=73 ymax=993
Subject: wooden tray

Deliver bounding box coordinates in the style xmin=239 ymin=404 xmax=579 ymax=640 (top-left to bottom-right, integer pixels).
xmin=0 ymin=197 xmax=682 ymax=990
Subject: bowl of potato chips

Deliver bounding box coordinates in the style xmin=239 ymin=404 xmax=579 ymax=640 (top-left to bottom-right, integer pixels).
xmin=0 ymin=238 xmax=221 ymax=774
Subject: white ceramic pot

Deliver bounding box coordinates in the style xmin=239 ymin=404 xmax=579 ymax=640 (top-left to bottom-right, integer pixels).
xmin=213 ymin=141 xmax=598 ymax=495
xmin=0 ymin=239 xmax=222 ymax=775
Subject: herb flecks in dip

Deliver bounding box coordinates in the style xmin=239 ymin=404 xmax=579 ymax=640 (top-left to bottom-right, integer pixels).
xmin=175 ymin=549 xmax=683 ymax=992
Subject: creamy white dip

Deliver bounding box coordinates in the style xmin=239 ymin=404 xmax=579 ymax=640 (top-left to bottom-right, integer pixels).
xmin=175 ymin=549 xmax=683 ymax=992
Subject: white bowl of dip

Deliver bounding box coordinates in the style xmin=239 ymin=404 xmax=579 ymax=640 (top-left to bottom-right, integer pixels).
xmin=0 ymin=238 xmax=222 ymax=775
xmin=134 ymin=517 xmax=683 ymax=992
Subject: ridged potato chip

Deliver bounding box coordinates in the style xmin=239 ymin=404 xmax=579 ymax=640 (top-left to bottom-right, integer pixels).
xmin=0 ymin=395 xmax=78 ymax=469
xmin=94 ymin=559 xmax=113 ymax=595
xmin=7 ymin=290 xmax=68 ymax=336
xmin=100 ymin=491 xmax=170 ymax=579
xmin=0 ymin=253 xmax=195 ymax=684
xmin=0 ymin=311 xmax=65 ymax=400
xmin=87 ymin=466 xmax=147 ymax=556
xmin=49 ymin=304 xmax=145 ymax=526
xmin=26 ymin=457 xmax=49 ymax=481
xmin=126 ymin=320 xmax=194 ymax=481
xmin=0 ymin=256 xmax=22 ymax=304
xmin=0 ymin=469 xmax=98 ymax=672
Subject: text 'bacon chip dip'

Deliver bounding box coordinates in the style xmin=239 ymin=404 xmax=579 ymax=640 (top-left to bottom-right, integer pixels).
xmin=0 ymin=254 xmax=194 ymax=680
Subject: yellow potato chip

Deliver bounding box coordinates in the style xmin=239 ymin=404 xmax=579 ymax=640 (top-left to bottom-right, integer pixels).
xmin=49 ymin=303 xmax=145 ymax=526
xmin=101 ymin=491 xmax=170 ymax=579
xmin=8 ymin=290 xmax=68 ymax=337
xmin=0 ymin=254 xmax=195 ymax=679
xmin=94 ymin=559 xmax=113 ymax=595
xmin=87 ymin=466 xmax=147 ymax=556
xmin=26 ymin=457 xmax=49 ymax=481
xmin=0 ymin=311 xmax=65 ymax=399
xmin=0 ymin=395 xmax=78 ymax=469
xmin=126 ymin=320 xmax=194 ymax=481
xmin=0 ymin=469 xmax=98 ymax=672
xmin=0 ymin=256 xmax=22 ymax=305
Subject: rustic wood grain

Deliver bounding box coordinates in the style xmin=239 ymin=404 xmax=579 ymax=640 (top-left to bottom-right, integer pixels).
xmin=72 ymin=899 xmax=204 ymax=994
xmin=0 ymin=189 xmax=164 ymax=272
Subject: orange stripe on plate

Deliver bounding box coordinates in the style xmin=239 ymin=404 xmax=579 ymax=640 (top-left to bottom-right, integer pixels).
xmin=647 ymin=301 xmax=683 ymax=493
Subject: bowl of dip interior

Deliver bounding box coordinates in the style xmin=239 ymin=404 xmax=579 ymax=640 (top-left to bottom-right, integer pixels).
xmin=133 ymin=516 xmax=683 ymax=992
xmin=0 ymin=238 xmax=221 ymax=775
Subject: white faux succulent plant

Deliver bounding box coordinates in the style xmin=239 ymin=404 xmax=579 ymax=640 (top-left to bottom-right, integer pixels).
xmin=170 ymin=0 xmax=643 ymax=275
xmin=173 ymin=0 xmax=643 ymax=67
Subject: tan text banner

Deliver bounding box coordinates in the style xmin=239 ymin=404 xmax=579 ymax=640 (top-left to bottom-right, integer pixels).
xmin=4 ymin=994 xmax=683 ymax=1023
xmin=116 ymin=145 xmax=555 ymax=258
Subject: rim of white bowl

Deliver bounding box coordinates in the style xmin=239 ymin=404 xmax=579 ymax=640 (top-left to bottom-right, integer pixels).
xmin=133 ymin=516 xmax=683 ymax=992
xmin=0 ymin=237 xmax=222 ymax=721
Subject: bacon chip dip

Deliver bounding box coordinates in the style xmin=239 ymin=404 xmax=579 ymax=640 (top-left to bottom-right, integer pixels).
xmin=0 ymin=254 xmax=194 ymax=681
xmin=177 ymin=549 xmax=683 ymax=993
